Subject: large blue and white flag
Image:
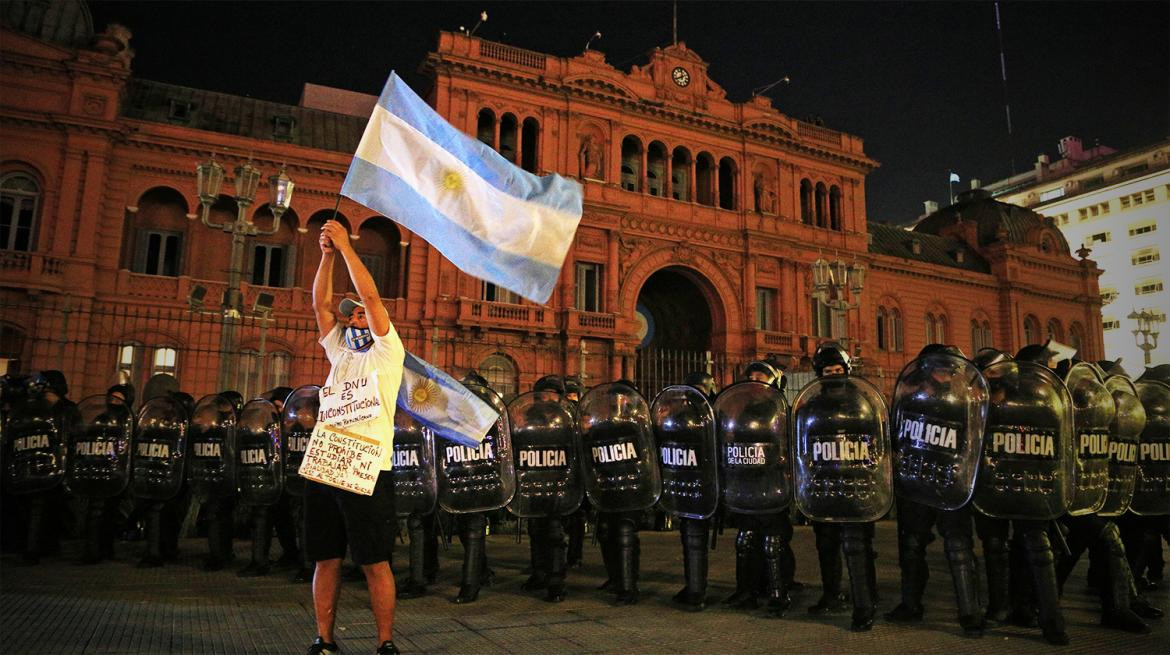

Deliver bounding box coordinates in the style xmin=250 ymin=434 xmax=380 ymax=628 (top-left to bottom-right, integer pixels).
xmin=342 ymin=72 xmax=583 ymax=305
xmin=397 ymin=350 xmax=496 ymax=447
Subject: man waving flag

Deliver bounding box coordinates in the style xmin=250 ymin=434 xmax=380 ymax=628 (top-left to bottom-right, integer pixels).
xmin=342 ymin=72 xmax=583 ymax=305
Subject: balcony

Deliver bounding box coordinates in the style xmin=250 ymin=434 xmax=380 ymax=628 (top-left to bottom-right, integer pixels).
xmin=457 ymin=297 xmax=557 ymax=334
xmin=568 ymin=309 xmax=619 ymax=337
xmin=755 ymin=330 xmax=797 ymax=353
xmin=0 ymin=250 xmax=68 ymax=292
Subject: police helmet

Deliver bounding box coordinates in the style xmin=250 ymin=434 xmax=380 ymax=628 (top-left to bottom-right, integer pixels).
xmin=812 ymin=343 xmax=851 ymax=377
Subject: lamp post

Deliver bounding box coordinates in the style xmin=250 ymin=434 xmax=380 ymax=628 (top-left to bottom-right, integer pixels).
xmin=1128 ymin=309 xmax=1163 ymax=366
xmin=812 ymin=257 xmax=866 ymax=352
xmin=193 ymin=157 xmax=294 ymax=391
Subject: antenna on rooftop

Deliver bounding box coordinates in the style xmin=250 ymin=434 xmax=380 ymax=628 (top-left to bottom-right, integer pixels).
xmin=585 ymin=31 xmax=602 ymax=51
xmin=752 ymin=76 xmax=791 ymax=98
xmin=459 ymin=11 xmax=488 ymax=37
xmin=994 ymin=2 xmax=1017 ymax=175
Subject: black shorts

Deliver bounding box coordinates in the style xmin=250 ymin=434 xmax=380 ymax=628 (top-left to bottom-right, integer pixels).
xmin=304 ymin=471 xmax=396 ymax=566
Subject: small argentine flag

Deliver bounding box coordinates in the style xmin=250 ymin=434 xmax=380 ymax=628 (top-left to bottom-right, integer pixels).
xmin=398 ymin=351 xmax=496 ymax=447
xmin=342 ymin=72 xmax=584 ymax=305
xmin=949 ymin=172 xmax=961 ymax=183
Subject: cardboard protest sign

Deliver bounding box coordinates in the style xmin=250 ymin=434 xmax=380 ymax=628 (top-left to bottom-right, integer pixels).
xmin=318 ymin=371 xmax=382 ymax=429
xmin=298 ymin=423 xmax=385 ymax=496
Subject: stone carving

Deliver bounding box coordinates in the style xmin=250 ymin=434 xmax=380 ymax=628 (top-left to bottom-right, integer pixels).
xmin=578 ymin=134 xmax=604 ymax=180
xmin=753 ymin=172 xmax=777 ymax=214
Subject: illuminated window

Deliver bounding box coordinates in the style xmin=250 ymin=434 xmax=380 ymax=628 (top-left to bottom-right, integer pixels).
xmin=756 ymin=287 xmax=777 ymax=331
xmin=152 ymin=346 xmax=177 ymax=376
xmin=1135 ymin=280 xmax=1164 ymax=295
xmin=479 ymin=353 xmax=517 ymax=401
xmin=1129 ymin=221 xmax=1156 ymax=237
xmin=1132 ymin=248 xmax=1160 ymax=267
xmin=575 ymin=262 xmax=602 ymax=312
xmin=0 ymin=173 xmax=40 ymax=251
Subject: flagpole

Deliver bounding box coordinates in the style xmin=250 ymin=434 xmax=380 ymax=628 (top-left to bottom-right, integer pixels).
xmin=948 ymin=172 xmax=954 ymax=205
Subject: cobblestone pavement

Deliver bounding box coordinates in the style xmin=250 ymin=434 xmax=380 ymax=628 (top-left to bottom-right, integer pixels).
xmin=1 ymin=520 xmax=1166 ymax=654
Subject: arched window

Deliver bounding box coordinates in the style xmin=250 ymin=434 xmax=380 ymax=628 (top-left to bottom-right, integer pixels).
xmin=476 ymin=109 xmax=496 ymax=147
xmin=1046 ymin=318 xmax=1063 ymax=343
xmin=890 ymin=308 xmax=904 ymax=352
xmin=695 ymin=152 xmax=715 ymax=206
xmin=647 ymin=141 xmax=668 ymax=197
xmin=238 ymin=348 xmax=260 ymax=399
xmin=116 ymin=342 xmax=143 ymax=386
xmin=815 ymin=182 xmax=828 ymax=228
xmin=355 ymin=216 xmax=404 ymax=298
xmin=499 ymin=113 xmax=519 ymax=163
xmin=269 ymin=351 xmax=292 ymax=389
xmin=800 ymin=179 xmax=814 ymax=225
xmin=876 ymin=307 xmax=888 ymax=351
xmin=829 ymin=185 xmax=843 ymax=231
xmin=1023 ymin=315 xmax=1040 ymax=345
xmin=520 ymin=117 xmax=539 ymax=173
xmin=249 ymin=206 xmax=299 ymax=288
xmin=671 ymin=147 xmax=691 ymax=201
xmin=152 ymin=346 xmax=178 ymax=377
xmin=0 ymin=172 xmax=40 ymax=251
xmin=718 ymin=157 xmax=737 ymax=210
xmin=971 ymin=319 xmax=993 ymax=352
xmin=479 ymin=353 xmax=518 ymax=401
xmin=1068 ymin=322 xmax=1085 ymax=352
xmin=127 ymin=187 xmax=189 ymax=277
xmin=925 ymin=312 xmax=948 ymax=345
xmin=621 ymin=136 xmax=643 ymax=192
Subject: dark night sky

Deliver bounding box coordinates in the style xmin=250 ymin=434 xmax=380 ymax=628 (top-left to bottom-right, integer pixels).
xmin=88 ymin=1 xmax=1169 ymax=224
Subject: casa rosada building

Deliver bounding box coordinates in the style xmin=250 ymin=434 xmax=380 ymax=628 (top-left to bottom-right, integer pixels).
xmin=0 ymin=10 xmax=1104 ymax=402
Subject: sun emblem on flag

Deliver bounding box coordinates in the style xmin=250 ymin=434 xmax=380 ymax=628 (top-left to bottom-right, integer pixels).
xmin=439 ymin=169 xmax=464 ymax=193
xmin=407 ymin=377 xmax=448 ymax=415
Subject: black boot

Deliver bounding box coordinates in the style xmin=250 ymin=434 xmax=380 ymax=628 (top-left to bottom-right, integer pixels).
xmin=809 ymin=523 xmax=847 ymax=615
xmin=545 ymin=518 xmax=568 ymax=603
xmin=982 ymin=535 xmax=1012 ymax=624
xmin=567 ymin=509 xmax=585 ymax=568
xmin=239 ymin=506 xmax=272 ymax=577
xmin=1022 ymin=523 xmax=1068 ymax=646
xmin=522 ymin=518 xmax=550 ymax=591
xmin=615 ymin=518 xmax=639 ymax=605
xmin=725 ymin=528 xmax=758 ymax=609
xmin=138 ymin=502 xmax=164 ymax=568
xmin=843 ymin=525 xmax=875 ymax=631
xmin=944 ymin=532 xmax=984 ymax=637
xmin=80 ymin=499 xmax=105 ymax=564
xmin=423 ymin=513 xmax=439 ymax=584
xmin=455 ymin=515 xmax=486 ymax=604
xmin=397 ymin=513 xmax=428 ymax=599
xmin=763 ymin=534 xmax=792 ymax=618
xmin=673 ymin=518 xmax=708 ymax=611
xmin=1098 ymin=522 xmax=1149 ymax=634
xmin=885 ymin=530 xmax=928 ymax=622
xmin=595 ymin=514 xmax=620 ymax=592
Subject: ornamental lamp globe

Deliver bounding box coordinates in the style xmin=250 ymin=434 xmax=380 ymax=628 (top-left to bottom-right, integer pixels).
xmin=233 ymin=161 xmax=263 ymax=207
xmin=195 ymin=158 xmax=225 ymax=206
xmin=268 ymin=167 xmax=295 ymax=220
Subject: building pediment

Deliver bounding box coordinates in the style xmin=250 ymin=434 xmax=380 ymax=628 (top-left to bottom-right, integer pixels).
xmin=563 ymin=74 xmax=642 ymax=101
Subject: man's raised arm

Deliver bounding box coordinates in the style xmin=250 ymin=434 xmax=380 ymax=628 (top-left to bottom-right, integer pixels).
xmin=312 ymin=227 xmax=338 ymax=339
xmin=321 ymin=220 xmax=391 ymax=338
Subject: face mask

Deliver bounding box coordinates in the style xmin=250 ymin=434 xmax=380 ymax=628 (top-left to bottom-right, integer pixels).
xmin=344 ymin=326 xmax=373 ymax=352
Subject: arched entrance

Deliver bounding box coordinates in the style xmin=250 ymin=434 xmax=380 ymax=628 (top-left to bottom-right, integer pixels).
xmin=634 ymin=267 xmax=715 ymax=395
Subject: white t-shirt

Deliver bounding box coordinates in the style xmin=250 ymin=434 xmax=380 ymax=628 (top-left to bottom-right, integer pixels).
xmin=319 ymin=321 xmax=405 ymax=470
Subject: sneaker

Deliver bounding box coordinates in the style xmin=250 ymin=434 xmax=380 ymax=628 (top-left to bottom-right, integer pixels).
xmin=306 ymin=636 xmax=339 ymax=654
xmin=376 ymin=640 xmax=400 ymax=654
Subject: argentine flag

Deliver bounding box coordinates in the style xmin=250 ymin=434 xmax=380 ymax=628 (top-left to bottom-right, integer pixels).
xmin=342 ymin=72 xmax=583 ymax=305
xmin=398 ymin=351 xmax=496 ymax=447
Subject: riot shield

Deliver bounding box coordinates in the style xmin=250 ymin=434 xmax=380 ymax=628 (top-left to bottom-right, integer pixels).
xmin=891 ymin=353 xmax=988 ymax=510
xmin=577 ymin=382 xmax=662 ymax=513
xmin=1131 ymin=380 xmax=1170 ymax=516
xmin=652 ymin=385 xmax=718 ymax=520
xmin=186 ymin=394 xmax=237 ymax=501
xmin=1064 ymin=362 xmax=1114 ymax=515
xmin=1098 ymin=376 xmax=1144 ymax=517
xmin=437 ymin=383 xmax=515 ymax=513
xmin=506 ymin=390 xmax=583 ymax=518
xmin=129 ymin=396 xmax=188 ymax=502
xmin=391 ymin=410 xmax=438 ymax=516
xmin=792 ymin=376 xmax=893 ymax=522
xmin=237 ymin=399 xmax=283 ymax=506
xmin=65 ymin=395 xmax=133 ymax=499
xmin=280 ymin=385 xmax=319 ymax=497
xmin=3 ymin=392 xmax=68 ymax=495
xmin=713 ymin=381 xmax=791 ymax=515
xmin=972 ymin=361 xmax=1074 ymax=520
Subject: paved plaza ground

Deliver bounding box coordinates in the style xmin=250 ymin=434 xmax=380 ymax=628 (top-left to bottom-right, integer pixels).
xmin=1 ymin=519 xmax=1167 ymax=654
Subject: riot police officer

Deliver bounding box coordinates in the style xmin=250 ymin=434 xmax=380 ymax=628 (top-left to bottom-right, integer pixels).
xmin=885 ymin=344 xmax=985 ymax=637
xmin=562 ymin=376 xmax=588 ymax=569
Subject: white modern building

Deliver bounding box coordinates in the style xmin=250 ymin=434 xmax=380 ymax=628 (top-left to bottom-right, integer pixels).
xmin=986 ymin=136 xmax=1169 ymax=369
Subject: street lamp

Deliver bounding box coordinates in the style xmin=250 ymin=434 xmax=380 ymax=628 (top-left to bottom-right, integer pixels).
xmin=1127 ymin=309 xmax=1163 ymax=366
xmin=192 ymin=156 xmax=294 ymax=391
xmin=812 ymin=257 xmax=866 ymax=351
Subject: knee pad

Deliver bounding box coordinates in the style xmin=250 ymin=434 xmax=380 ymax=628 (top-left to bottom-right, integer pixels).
xmin=762 ymin=534 xmax=791 ymax=557
xmin=736 ymin=529 xmax=757 ymax=554
xmin=943 ymin=533 xmax=975 ymax=564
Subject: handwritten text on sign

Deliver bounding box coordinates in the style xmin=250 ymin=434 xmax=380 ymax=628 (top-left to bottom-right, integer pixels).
xmin=299 ymin=423 xmax=385 ymax=496
xmin=319 ymin=371 xmax=381 ymax=428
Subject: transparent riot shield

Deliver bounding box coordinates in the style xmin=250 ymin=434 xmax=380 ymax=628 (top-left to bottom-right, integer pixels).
xmin=891 ymin=353 xmax=988 ymax=510
xmin=972 ymin=361 xmax=1075 ymax=520
xmin=577 ymin=382 xmax=661 ymax=513
xmin=438 ymin=382 xmax=515 ymax=513
xmin=713 ymin=381 xmax=791 ymax=515
xmin=2 ymin=391 xmax=67 ymax=495
xmin=1131 ymin=380 xmax=1170 ymax=516
xmin=65 ymin=395 xmax=133 ymax=499
xmin=237 ymin=399 xmax=283 ymax=506
xmin=391 ymin=410 xmax=438 ymax=517
xmin=1099 ymin=376 xmax=1144 ymax=517
xmin=652 ymin=385 xmax=718 ymax=520
xmin=186 ymin=394 xmax=237 ymax=501
xmin=129 ymin=396 xmax=188 ymax=502
xmin=1064 ymin=362 xmax=1114 ymax=515
xmin=792 ymin=376 xmax=892 ymax=522
xmin=280 ymin=385 xmax=319 ymax=498
xmin=506 ymin=390 xmax=583 ymax=518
